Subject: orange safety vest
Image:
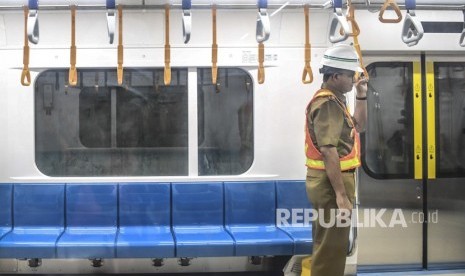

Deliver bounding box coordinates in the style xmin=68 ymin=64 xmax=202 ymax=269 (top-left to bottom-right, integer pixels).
xmin=305 ymin=89 xmax=361 ymax=171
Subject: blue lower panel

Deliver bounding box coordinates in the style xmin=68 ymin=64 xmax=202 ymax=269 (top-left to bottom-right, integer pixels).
xmin=57 ymin=230 xmax=116 ymax=258
xmin=116 ymin=227 xmax=175 ymax=258
xmin=228 ymin=227 xmax=294 ymax=256
xmin=174 ymin=228 xmax=235 ymax=257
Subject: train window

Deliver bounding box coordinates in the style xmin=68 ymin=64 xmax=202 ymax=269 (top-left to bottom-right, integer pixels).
xmin=435 ymin=63 xmax=465 ymax=177
xmin=197 ymin=68 xmax=254 ymax=175
xmin=35 ymin=68 xmax=188 ymax=176
xmin=363 ymin=62 xmax=413 ymax=178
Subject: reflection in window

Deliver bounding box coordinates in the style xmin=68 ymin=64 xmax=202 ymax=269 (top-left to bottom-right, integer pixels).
xmin=435 ymin=63 xmax=465 ymax=176
xmin=35 ymin=68 xmax=188 ymax=176
xmin=197 ymin=68 xmax=254 ymax=175
xmin=364 ymin=63 xmax=413 ymax=177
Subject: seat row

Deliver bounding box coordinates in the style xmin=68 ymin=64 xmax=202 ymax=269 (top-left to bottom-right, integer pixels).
xmin=0 ymin=181 xmax=312 ymax=259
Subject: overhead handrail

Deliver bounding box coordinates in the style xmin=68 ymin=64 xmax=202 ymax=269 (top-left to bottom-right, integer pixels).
xmin=117 ymin=4 xmax=123 ymax=85
xmin=402 ymin=0 xmax=424 ymax=46
xmin=459 ymin=10 xmax=465 ymax=46
xmin=69 ymin=5 xmax=78 ymax=86
xmin=21 ymin=6 xmax=31 ymax=86
xmin=212 ymin=5 xmax=218 ymax=85
xmin=182 ymin=0 xmax=192 ymax=44
xmin=302 ymin=4 xmax=313 ymax=84
xmin=106 ymin=0 xmax=116 ymax=44
xmin=2 ymin=2 xmax=465 ymax=11
xmin=164 ymin=4 xmax=171 ymax=85
xmin=347 ymin=0 xmax=369 ymax=80
xmin=379 ymin=0 xmax=403 ymax=23
xmin=27 ymin=0 xmax=39 ymax=44
xmin=329 ymin=0 xmax=351 ymax=43
xmin=256 ymin=0 xmax=270 ymax=43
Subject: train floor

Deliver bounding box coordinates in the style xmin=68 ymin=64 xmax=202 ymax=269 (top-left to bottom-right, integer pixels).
xmin=358 ymin=270 xmax=465 ymax=276
xmin=3 ymin=271 xmax=465 ymax=276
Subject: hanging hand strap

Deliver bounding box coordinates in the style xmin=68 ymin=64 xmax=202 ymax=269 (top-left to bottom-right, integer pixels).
xmin=256 ymin=0 xmax=270 ymax=43
xmin=302 ymin=4 xmax=313 ymax=84
xmin=379 ymin=0 xmax=403 ymax=23
xmin=343 ymin=0 xmax=360 ymax=37
xmin=402 ymin=0 xmax=424 ymax=46
xmin=182 ymin=0 xmax=192 ymax=44
xmin=329 ymin=0 xmax=350 ymax=43
xmin=460 ymin=10 xmax=465 ymax=47
xmin=212 ymin=5 xmax=218 ymax=85
xmin=164 ymin=4 xmax=171 ymax=85
xmin=258 ymin=42 xmax=265 ymax=84
xmin=106 ymin=0 xmax=116 ymax=44
xmin=117 ymin=5 xmax=124 ymax=85
xmin=27 ymin=0 xmax=39 ymax=44
xmin=346 ymin=0 xmax=369 ymax=80
xmin=21 ymin=6 xmax=31 ymax=86
xmin=69 ymin=5 xmax=78 ymax=86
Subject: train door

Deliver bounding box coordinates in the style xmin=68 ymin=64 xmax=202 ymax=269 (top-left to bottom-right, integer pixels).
xmin=357 ymin=57 xmax=423 ymax=271
xmin=357 ymin=55 xmax=465 ymax=271
xmin=425 ymin=57 xmax=465 ymax=269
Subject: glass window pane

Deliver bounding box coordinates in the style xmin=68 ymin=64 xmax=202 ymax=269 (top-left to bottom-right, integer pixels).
xmin=197 ymin=68 xmax=254 ymax=175
xmin=35 ymin=68 xmax=188 ymax=176
xmin=363 ymin=62 xmax=413 ymax=178
xmin=435 ymin=63 xmax=465 ymax=177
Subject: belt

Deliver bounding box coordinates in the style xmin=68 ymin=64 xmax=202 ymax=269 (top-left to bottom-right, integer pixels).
xmin=343 ymin=168 xmax=356 ymax=173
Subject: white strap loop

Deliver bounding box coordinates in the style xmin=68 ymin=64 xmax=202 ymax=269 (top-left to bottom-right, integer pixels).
xmin=27 ymin=9 xmax=39 ymax=44
xmin=329 ymin=10 xmax=350 ymax=43
xmin=106 ymin=0 xmax=116 ymax=44
xmin=256 ymin=9 xmax=270 ymax=43
xmin=460 ymin=10 xmax=465 ymax=47
xmin=182 ymin=9 xmax=192 ymax=44
xmin=401 ymin=11 xmax=424 ymax=46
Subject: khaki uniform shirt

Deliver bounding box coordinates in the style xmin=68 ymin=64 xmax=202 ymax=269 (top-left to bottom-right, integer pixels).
xmin=306 ymin=89 xmax=355 ymax=175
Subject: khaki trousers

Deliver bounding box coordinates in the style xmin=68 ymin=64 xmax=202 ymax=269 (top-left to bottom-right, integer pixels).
xmin=306 ymin=169 xmax=355 ymax=276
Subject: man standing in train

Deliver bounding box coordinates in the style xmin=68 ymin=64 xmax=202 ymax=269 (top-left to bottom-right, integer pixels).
xmin=305 ymin=44 xmax=368 ymax=276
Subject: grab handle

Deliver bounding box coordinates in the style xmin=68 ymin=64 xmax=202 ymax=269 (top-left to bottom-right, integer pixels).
xmin=256 ymin=0 xmax=270 ymax=43
xmin=329 ymin=0 xmax=350 ymax=43
xmin=182 ymin=0 xmax=192 ymax=44
xmin=106 ymin=0 xmax=116 ymax=44
xmin=379 ymin=0 xmax=403 ymax=23
xmin=27 ymin=0 xmax=39 ymax=44
xmin=401 ymin=0 xmax=424 ymax=46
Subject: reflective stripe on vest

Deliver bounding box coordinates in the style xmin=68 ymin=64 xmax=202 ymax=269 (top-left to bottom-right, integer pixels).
xmin=305 ymin=89 xmax=361 ymax=171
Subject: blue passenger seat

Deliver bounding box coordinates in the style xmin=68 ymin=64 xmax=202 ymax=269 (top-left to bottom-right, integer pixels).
xmin=0 ymin=184 xmax=65 ymax=258
xmin=224 ymin=182 xmax=294 ymax=256
xmin=172 ymin=182 xmax=234 ymax=257
xmin=0 ymin=184 xmax=12 ymax=241
xmin=56 ymin=184 xmax=117 ymax=258
xmin=276 ymin=181 xmax=313 ymax=254
xmin=116 ymin=183 xmax=175 ymax=258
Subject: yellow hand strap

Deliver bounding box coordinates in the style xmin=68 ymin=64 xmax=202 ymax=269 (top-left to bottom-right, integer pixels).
xmin=258 ymin=42 xmax=265 ymax=84
xmin=117 ymin=5 xmax=123 ymax=85
xmin=211 ymin=5 xmax=218 ymax=85
xmin=379 ymin=0 xmax=403 ymax=23
xmin=345 ymin=3 xmax=360 ymax=37
xmin=164 ymin=4 xmax=171 ymax=85
xmin=69 ymin=5 xmax=78 ymax=86
xmin=21 ymin=6 xmax=31 ymax=86
xmin=346 ymin=0 xmax=369 ymax=80
xmin=302 ymin=4 xmax=313 ymax=84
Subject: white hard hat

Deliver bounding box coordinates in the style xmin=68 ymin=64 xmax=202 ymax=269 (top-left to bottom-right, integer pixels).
xmin=320 ymin=44 xmax=363 ymax=73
